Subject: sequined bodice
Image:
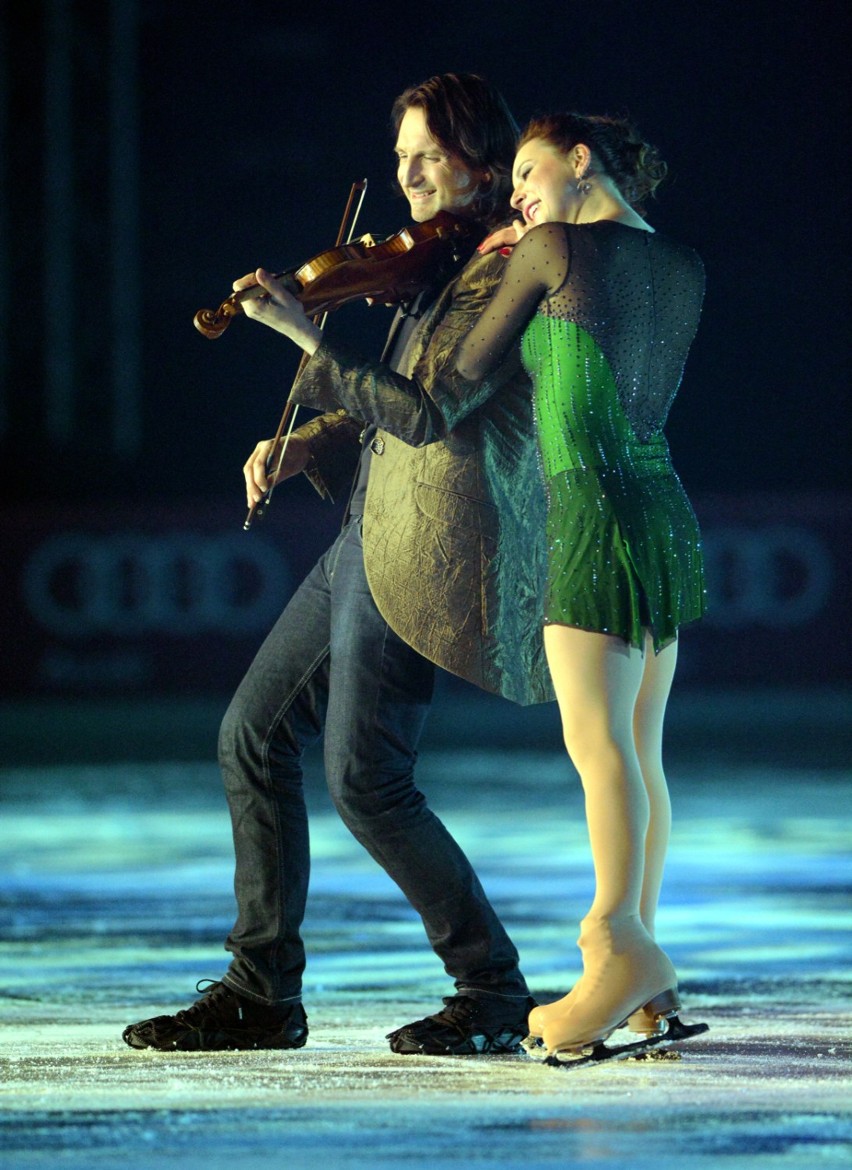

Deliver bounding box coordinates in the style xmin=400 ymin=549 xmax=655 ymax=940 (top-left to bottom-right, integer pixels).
xmin=521 ymin=314 xmax=673 ymax=478
xmin=455 ymin=221 xmax=704 ymax=442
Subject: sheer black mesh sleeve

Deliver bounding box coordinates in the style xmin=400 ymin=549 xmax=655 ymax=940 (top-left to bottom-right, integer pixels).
xmin=454 ymin=223 xmax=570 ymax=381
xmin=291 ymin=249 xmax=531 ymax=444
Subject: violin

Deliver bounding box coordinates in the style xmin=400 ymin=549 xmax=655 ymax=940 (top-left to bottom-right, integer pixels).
xmin=193 ymin=211 xmax=484 ymax=339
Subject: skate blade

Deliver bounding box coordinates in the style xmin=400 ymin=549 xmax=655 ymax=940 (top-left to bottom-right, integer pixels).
xmin=521 ymin=1033 xmax=548 ymax=1060
xmin=544 ymin=1013 xmax=709 ymax=1070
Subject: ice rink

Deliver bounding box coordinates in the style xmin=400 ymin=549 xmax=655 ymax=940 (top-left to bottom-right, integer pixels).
xmin=1 ymin=688 xmax=850 ymax=1169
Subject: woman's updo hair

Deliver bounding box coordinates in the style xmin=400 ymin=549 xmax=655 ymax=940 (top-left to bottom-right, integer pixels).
xmin=519 ymin=113 xmax=668 ymax=211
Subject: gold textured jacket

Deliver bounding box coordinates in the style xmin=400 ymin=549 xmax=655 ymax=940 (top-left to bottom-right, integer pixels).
xmin=291 ymin=248 xmax=554 ymax=707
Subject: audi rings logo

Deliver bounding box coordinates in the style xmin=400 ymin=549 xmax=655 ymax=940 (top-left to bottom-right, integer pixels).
xmin=23 ymin=532 xmax=290 ymax=638
xmin=703 ymin=524 xmax=832 ymax=628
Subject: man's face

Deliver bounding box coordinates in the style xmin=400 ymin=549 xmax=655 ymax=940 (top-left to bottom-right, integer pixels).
xmin=394 ymin=106 xmax=484 ymax=222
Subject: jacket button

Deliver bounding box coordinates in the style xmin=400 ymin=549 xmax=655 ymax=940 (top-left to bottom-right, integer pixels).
xmin=370 ymin=436 xmax=385 ymax=455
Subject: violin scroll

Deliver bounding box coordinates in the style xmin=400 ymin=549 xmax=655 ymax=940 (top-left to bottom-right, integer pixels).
xmin=194 ymin=296 xmax=249 ymax=340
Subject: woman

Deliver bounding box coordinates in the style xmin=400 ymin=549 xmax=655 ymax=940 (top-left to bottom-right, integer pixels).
xmin=453 ymin=113 xmax=706 ymax=1059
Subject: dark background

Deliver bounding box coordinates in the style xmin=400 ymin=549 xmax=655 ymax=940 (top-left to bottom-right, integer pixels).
xmin=3 ymin=0 xmax=849 ymax=501
xmin=0 ymin=0 xmax=850 ymax=723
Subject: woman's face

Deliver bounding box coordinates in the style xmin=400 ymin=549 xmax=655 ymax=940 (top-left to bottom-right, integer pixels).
xmin=510 ymin=137 xmax=578 ymax=225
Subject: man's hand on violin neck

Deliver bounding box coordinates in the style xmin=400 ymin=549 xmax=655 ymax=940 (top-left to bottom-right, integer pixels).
xmin=236 ymin=267 xmax=323 ymax=355
xmin=243 ymin=435 xmax=310 ymax=506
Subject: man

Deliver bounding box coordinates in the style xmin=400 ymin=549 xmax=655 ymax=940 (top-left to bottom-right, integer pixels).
xmin=123 ymin=73 xmax=552 ymax=1057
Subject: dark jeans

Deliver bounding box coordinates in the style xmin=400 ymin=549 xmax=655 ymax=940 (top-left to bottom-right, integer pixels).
xmin=217 ymin=517 xmax=529 ymax=1006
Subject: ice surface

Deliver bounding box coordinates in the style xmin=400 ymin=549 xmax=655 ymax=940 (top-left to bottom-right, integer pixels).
xmin=1 ymin=729 xmax=851 ymax=1169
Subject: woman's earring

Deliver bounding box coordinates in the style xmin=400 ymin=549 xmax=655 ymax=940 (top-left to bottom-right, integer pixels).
xmin=576 ymin=175 xmax=593 ymax=197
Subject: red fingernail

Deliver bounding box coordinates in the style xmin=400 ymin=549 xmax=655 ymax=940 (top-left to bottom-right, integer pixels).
xmin=499 ymin=247 xmax=512 ymax=256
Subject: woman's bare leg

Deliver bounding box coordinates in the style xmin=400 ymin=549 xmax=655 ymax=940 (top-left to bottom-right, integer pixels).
xmin=528 ymin=625 xmax=679 ymax=1052
xmin=632 ymin=633 xmax=678 ymax=937
xmin=544 ymin=625 xmax=648 ymax=920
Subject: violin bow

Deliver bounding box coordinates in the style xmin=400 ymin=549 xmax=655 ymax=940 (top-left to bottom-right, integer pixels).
xmin=244 ymin=178 xmax=369 ymax=530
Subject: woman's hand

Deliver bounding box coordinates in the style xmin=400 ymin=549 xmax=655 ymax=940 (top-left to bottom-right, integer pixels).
xmin=236 ymin=269 xmax=323 ymax=354
xmin=476 ymin=220 xmax=530 ymax=256
xmin=243 ymin=434 xmax=310 ymax=507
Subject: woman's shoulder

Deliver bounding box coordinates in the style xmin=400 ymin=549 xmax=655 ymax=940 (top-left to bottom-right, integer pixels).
xmin=643 ymin=227 xmax=705 ymax=279
xmin=590 ymin=221 xmax=704 ymax=273
xmin=513 ymin=221 xmax=573 ymax=260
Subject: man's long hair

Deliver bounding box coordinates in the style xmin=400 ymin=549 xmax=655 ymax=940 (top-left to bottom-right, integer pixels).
xmin=391 ymin=73 xmax=519 ymax=227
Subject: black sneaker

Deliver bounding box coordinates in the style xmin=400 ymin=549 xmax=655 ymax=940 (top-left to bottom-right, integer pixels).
xmin=386 ymin=994 xmax=536 ymax=1055
xmin=122 ymin=981 xmax=308 ymax=1052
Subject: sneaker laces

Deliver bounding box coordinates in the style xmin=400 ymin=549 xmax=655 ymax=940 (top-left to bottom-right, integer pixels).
xmin=173 ymin=981 xmax=239 ymax=1029
xmin=426 ymin=995 xmax=527 ymax=1040
xmin=429 ymin=996 xmax=482 ymax=1032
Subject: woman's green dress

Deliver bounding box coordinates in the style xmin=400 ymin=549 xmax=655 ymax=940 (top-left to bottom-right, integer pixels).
xmin=456 ymin=220 xmax=706 ymax=651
